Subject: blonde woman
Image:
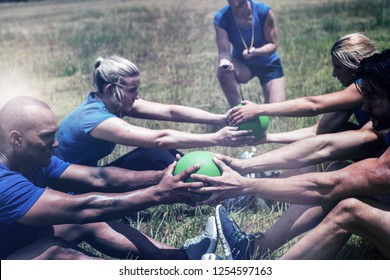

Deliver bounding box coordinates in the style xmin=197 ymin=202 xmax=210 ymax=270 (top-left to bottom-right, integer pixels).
xmin=229 ymin=33 xmax=379 ymax=144
xmin=55 ymin=55 xmax=253 ymax=169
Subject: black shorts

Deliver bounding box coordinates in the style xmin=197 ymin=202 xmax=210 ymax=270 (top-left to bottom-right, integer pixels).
xmin=0 ymin=223 xmax=51 ymax=259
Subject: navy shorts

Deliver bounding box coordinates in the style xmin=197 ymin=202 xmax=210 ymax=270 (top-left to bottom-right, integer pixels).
xmin=0 ymin=223 xmax=53 ymax=259
xmin=245 ymin=58 xmax=284 ymax=85
xmin=106 ymin=147 xmax=182 ymax=171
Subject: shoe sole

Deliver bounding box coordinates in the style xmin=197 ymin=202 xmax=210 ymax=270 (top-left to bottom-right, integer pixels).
xmin=206 ymin=216 xmax=218 ymax=254
xmin=215 ymin=205 xmax=233 ymax=260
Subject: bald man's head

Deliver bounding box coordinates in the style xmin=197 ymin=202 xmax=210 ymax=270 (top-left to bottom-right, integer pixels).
xmin=0 ymin=97 xmax=58 ymax=167
xmin=0 ymin=96 xmax=54 ymax=136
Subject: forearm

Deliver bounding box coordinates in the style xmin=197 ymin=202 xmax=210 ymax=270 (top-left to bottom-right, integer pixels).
xmin=166 ymin=105 xmax=225 ymax=125
xmin=255 ymin=97 xmax=327 ymax=117
xmin=266 ymin=126 xmax=318 ymax=144
xmin=239 ymin=136 xmax=327 ymax=173
xmin=74 ymin=187 xmax=163 ymax=223
xmin=246 ymin=156 xmax=390 ymax=204
xmin=253 ymin=43 xmax=277 ymax=56
xmin=154 ymin=130 xmax=217 ymax=149
xmin=243 ymin=174 xmax=337 ymax=205
xmin=129 ymin=100 xmax=225 ymax=125
xmin=53 ymin=165 xmax=164 ymax=193
xmin=98 ymin=167 xmax=164 ymax=192
xmin=241 ymin=129 xmax=378 ymax=173
xmin=20 ymin=186 xmax=165 ymax=226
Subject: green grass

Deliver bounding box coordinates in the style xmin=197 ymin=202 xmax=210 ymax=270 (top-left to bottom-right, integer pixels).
xmin=1 ymin=0 xmax=389 ymax=259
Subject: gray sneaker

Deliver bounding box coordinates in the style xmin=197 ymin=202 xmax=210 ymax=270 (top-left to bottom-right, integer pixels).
xmin=182 ymin=216 xmax=218 ymax=260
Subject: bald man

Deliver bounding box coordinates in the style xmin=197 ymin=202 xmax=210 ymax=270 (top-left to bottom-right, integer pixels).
xmin=0 ymin=96 xmax=215 ymax=260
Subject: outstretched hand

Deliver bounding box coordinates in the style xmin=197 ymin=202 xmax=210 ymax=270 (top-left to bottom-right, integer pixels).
xmin=215 ymin=126 xmax=254 ymax=147
xmin=228 ymin=100 xmax=261 ymax=126
xmin=190 ymin=156 xmax=247 ymax=206
xmin=155 ymin=160 xmax=204 ymax=206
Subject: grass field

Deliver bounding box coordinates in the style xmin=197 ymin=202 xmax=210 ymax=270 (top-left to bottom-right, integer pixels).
xmin=1 ymin=0 xmax=389 ymax=259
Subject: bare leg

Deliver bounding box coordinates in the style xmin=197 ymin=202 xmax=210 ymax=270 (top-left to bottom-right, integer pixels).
xmin=6 ymin=235 xmax=101 ymax=260
xmin=217 ymin=59 xmax=252 ymax=107
xmin=281 ymin=198 xmax=390 ymax=259
xmin=261 ymin=77 xmax=286 ymax=104
xmin=254 ymin=203 xmax=334 ymax=258
xmin=54 ymin=221 xmax=186 ymax=260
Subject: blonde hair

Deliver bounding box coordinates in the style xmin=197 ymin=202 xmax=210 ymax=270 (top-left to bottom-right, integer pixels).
xmin=331 ymin=33 xmax=378 ymax=70
xmin=93 ymin=55 xmax=139 ymax=111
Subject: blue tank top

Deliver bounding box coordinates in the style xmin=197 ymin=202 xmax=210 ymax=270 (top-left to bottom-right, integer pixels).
xmin=214 ymin=0 xmax=279 ymax=65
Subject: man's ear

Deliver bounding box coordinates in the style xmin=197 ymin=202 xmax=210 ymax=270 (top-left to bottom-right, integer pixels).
xmin=9 ymin=130 xmax=22 ymax=147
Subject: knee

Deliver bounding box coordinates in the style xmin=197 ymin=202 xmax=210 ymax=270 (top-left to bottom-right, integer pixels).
xmin=217 ymin=68 xmax=235 ymax=82
xmin=327 ymin=198 xmax=364 ymax=227
xmin=44 ymin=237 xmax=97 ymax=260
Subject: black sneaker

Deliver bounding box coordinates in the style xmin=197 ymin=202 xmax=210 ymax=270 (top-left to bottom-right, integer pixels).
xmin=215 ymin=204 xmax=263 ymax=260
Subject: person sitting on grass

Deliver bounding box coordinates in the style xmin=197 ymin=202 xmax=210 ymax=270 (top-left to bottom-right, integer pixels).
xmin=193 ymin=49 xmax=390 ymax=259
xmin=55 ymin=55 xmax=253 ymax=170
xmin=0 ymin=96 xmax=218 ymax=260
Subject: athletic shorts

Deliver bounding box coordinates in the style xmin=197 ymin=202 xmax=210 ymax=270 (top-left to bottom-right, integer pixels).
xmin=0 ymin=223 xmax=52 ymax=259
xmin=245 ymin=58 xmax=284 ymax=85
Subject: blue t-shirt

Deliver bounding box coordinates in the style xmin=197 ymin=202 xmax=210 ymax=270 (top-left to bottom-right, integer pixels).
xmin=353 ymin=106 xmax=370 ymax=127
xmin=385 ymin=131 xmax=390 ymax=146
xmin=55 ymin=92 xmax=117 ymax=166
xmin=0 ymin=156 xmax=70 ymax=227
xmin=214 ymin=0 xmax=279 ymax=65
xmin=352 ymin=79 xmax=370 ymax=127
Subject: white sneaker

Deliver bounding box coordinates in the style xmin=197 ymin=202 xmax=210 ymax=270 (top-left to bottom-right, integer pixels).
xmin=182 ymin=216 xmax=218 ymax=260
xmin=201 ymin=253 xmax=222 ymax=260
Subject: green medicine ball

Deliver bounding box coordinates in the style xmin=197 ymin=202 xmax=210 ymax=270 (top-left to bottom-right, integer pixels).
xmin=173 ymin=151 xmax=221 ymax=182
xmin=238 ymin=115 xmax=269 ymax=141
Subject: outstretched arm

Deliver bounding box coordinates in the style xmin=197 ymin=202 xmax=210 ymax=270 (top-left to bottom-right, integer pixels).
xmin=219 ymin=123 xmax=381 ymax=175
xmin=263 ymin=124 xmax=319 ymax=144
xmin=128 ymin=99 xmax=228 ymax=126
xmin=194 ymin=148 xmax=390 ymax=205
xmin=90 ymin=117 xmax=254 ymax=149
xmin=49 ymin=164 xmax=165 ymax=193
xmin=228 ymin=84 xmax=362 ymax=125
xmin=19 ymin=162 xmax=204 ymax=226
xmin=264 ymin=111 xmax=353 ymax=144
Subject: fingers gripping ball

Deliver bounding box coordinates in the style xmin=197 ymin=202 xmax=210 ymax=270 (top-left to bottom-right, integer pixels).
xmin=173 ymin=151 xmax=221 ymax=182
xmin=238 ymin=115 xmax=269 ymax=141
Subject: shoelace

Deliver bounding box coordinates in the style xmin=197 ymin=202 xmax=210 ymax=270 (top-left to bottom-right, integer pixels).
xmin=183 ymin=234 xmax=206 ymax=248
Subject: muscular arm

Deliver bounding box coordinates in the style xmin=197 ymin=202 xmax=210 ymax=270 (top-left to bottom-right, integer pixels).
xmin=316 ymin=110 xmax=354 ymax=134
xmin=195 ymin=148 xmax=390 ymax=205
xmin=127 ymin=99 xmax=228 ymax=126
xmin=252 ymin=10 xmax=278 ymax=56
xmin=265 ymin=111 xmax=353 ymax=144
xmin=228 ymin=123 xmax=381 ymax=174
xmin=228 ymin=84 xmax=362 ymax=125
xmin=18 ymin=163 xmax=203 ymax=226
xmin=215 ymin=25 xmax=232 ymax=63
xmin=48 ymin=164 xmax=165 ymax=193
